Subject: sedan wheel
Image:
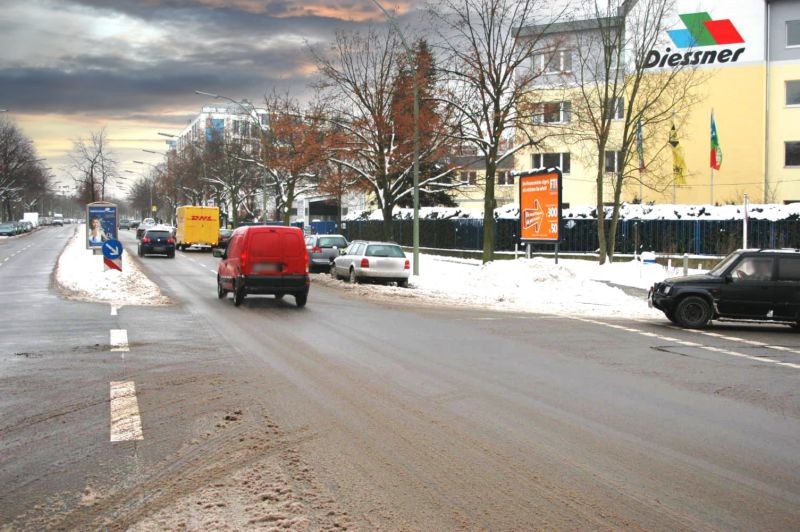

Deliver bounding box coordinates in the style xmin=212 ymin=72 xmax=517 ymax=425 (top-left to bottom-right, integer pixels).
xmin=675 ymin=296 xmax=711 ymax=329
xmin=349 ymin=268 xmax=358 ymax=284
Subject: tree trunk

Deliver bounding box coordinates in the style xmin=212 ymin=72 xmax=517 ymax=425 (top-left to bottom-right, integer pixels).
xmin=605 ymin=171 xmax=625 ymax=262
xmin=282 ymin=180 xmax=296 ymax=226
xmin=596 ymin=149 xmax=607 ymax=265
xmin=481 ymin=157 xmax=497 ymax=264
xmin=381 ymin=203 xmax=394 ymax=241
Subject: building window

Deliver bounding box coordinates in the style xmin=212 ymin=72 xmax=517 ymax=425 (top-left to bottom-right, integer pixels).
xmin=787 ymin=81 xmax=800 ymax=106
xmin=532 ymin=49 xmax=573 ymax=73
xmin=605 ymin=150 xmax=624 ymax=173
xmin=788 ymin=20 xmax=800 ymax=47
xmin=607 ymin=97 xmax=624 ymax=119
xmin=532 ymin=152 xmax=571 ymax=174
xmin=787 ymin=142 xmax=800 ymax=167
xmin=534 ymin=101 xmax=571 ymax=124
xmin=460 ymin=171 xmax=477 ymax=185
xmin=497 ymin=171 xmax=515 ymax=186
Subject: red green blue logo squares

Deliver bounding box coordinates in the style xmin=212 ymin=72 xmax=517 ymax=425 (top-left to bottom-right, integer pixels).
xmin=668 ymin=12 xmax=745 ymax=49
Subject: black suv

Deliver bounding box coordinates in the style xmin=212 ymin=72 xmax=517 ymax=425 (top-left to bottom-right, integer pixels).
xmin=138 ymin=227 xmax=175 ymax=258
xmin=649 ymin=249 xmax=800 ymax=329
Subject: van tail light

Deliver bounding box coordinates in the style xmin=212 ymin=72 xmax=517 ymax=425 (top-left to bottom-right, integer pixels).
xmin=312 ymin=246 xmax=322 ymax=253
xmin=142 ymin=237 xmax=150 ymax=243
xmin=240 ymin=249 xmax=248 ymax=272
xmin=360 ymin=258 xmax=370 ymax=268
xmin=167 ymin=237 xmax=174 ymax=244
xmin=404 ymin=259 xmax=410 ymax=270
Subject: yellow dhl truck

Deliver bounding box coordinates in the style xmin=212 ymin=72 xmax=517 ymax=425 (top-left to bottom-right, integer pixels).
xmin=175 ymin=206 xmax=220 ymax=250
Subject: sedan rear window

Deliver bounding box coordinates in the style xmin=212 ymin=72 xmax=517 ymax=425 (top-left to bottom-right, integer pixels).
xmin=146 ymin=231 xmax=171 ymax=239
xmin=366 ymin=245 xmax=405 ymax=258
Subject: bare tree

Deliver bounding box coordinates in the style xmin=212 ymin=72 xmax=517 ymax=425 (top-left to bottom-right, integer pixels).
xmin=70 ymin=127 xmax=117 ymax=203
xmin=314 ymin=29 xmax=458 ymax=240
xmin=430 ymin=0 xmax=562 ymax=263
xmin=203 ymin=132 xmax=260 ymax=227
xmin=0 ymin=117 xmax=50 ymax=220
xmin=567 ymin=0 xmax=704 ymax=263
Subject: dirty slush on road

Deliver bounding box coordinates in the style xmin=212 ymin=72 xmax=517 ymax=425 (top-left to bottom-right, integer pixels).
xmin=2 ymin=234 xmax=353 ymax=531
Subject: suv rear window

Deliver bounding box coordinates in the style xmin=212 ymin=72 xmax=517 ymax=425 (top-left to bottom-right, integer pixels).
xmin=777 ymin=257 xmax=800 ymax=281
xmin=318 ymin=236 xmax=347 ymax=248
xmin=146 ymin=231 xmax=171 ymax=239
xmin=366 ymin=245 xmax=405 ymax=258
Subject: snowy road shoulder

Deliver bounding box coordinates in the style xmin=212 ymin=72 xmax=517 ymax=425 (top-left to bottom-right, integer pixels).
xmin=55 ymin=230 xmax=170 ymax=306
xmin=316 ymin=254 xmax=688 ymax=320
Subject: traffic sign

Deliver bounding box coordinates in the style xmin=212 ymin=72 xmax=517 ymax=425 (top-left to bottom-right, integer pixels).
xmin=102 ymin=239 xmax=123 ymax=260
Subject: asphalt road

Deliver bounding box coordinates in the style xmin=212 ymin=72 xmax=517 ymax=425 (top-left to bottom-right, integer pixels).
xmin=1 ymin=226 xmax=799 ymax=530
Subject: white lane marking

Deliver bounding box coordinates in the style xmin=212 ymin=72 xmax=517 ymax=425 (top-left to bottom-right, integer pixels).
xmin=110 ymin=381 xmax=144 ymax=441
xmin=110 ymin=305 xmax=119 ymax=316
xmin=110 ymin=329 xmax=129 ymax=352
xmin=577 ymin=318 xmax=799 ymax=370
xmin=677 ymin=328 xmax=800 ymax=357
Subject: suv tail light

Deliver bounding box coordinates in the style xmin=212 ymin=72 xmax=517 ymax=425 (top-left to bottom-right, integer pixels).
xmin=360 ymin=258 xmax=370 ymax=268
xmin=142 ymin=237 xmax=150 ymax=243
xmin=311 ymin=246 xmax=322 ymax=253
xmin=404 ymin=259 xmax=410 ymax=270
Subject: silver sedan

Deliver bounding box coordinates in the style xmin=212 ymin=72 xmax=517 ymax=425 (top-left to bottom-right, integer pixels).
xmin=332 ymin=241 xmax=411 ymax=287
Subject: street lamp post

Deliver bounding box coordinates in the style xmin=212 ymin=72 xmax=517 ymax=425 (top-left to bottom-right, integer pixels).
xmin=368 ymin=1 xmax=420 ymax=275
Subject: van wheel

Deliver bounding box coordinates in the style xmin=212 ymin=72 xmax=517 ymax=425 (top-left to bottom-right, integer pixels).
xmin=349 ymin=268 xmax=359 ymax=284
xmin=295 ymin=293 xmax=307 ymax=307
xmin=233 ymin=285 xmax=245 ymax=307
xmin=675 ymin=296 xmax=711 ymax=329
xmin=217 ymin=276 xmax=227 ymax=299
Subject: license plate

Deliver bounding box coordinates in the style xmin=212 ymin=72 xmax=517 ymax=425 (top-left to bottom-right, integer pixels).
xmin=153 ymin=246 xmax=165 ymax=252
xmin=253 ymin=262 xmax=281 ymax=273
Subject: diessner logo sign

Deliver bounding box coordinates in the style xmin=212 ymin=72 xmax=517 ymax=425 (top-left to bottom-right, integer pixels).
xmin=644 ymin=12 xmax=745 ymax=69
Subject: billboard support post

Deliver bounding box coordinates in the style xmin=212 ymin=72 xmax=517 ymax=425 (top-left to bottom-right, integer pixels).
xmin=518 ymin=169 xmax=563 ymax=264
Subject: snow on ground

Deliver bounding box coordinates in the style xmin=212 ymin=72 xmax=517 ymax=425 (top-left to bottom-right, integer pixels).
xmin=345 ymin=202 xmax=800 ymax=222
xmin=55 ymin=229 xmax=169 ymax=306
xmin=318 ymin=253 xmax=699 ymax=319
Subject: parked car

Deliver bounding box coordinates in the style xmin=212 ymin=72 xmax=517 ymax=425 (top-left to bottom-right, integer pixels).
xmin=0 ymin=222 xmax=19 ymax=236
xmin=19 ymin=221 xmax=33 ymax=232
xmin=213 ymin=225 xmax=309 ymax=307
xmin=332 ymin=241 xmax=410 ymax=287
xmin=305 ymin=234 xmax=348 ymax=272
xmin=129 ymin=220 xmax=141 ymax=229
xmin=217 ymin=228 xmax=233 ymax=249
xmin=136 ymin=218 xmax=156 ymax=240
xmin=137 ymin=226 xmax=176 ymax=258
xmin=649 ymin=248 xmax=800 ymax=329
xmin=119 ymin=219 xmax=131 ymax=230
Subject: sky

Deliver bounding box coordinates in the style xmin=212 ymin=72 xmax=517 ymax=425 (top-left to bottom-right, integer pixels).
xmin=0 ymin=0 xmax=422 ymax=195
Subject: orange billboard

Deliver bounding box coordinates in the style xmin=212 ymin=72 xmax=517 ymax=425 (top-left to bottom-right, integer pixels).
xmin=519 ymin=170 xmax=562 ymax=243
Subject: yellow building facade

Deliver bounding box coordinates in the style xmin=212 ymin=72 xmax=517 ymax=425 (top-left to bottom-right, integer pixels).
xmin=509 ymin=0 xmax=800 ymax=208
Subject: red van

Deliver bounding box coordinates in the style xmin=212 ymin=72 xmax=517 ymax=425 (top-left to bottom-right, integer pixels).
xmin=214 ymin=225 xmax=309 ymax=307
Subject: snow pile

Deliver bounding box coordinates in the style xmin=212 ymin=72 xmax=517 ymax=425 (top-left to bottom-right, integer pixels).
xmin=409 ymin=255 xmax=673 ymax=318
xmin=321 ymin=254 xmax=694 ymax=319
xmin=345 ymin=202 xmax=800 ymax=222
xmin=55 ymin=230 xmax=170 ymax=306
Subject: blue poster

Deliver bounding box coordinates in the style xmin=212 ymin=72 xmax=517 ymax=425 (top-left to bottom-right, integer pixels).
xmin=86 ymin=203 xmax=118 ymax=248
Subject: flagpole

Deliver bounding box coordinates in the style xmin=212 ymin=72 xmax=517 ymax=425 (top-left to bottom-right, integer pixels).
xmin=710 ymin=167 xmax=714 ymax=205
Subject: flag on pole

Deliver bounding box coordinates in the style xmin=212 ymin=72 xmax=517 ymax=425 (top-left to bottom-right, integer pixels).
xmin=669 ymin=123 xmax=686 ymax=184
xmin=636 ymin=118 xmax=645 ymax=172
xmin=710 ymin=110 xmax=722 ymax=170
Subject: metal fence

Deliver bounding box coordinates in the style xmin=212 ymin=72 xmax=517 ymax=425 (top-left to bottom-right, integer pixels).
xmin=340 ymin=218 xmax=800 ymax=255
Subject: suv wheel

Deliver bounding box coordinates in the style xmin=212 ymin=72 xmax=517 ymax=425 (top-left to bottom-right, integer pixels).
xmin=675 ymin=296 xmax=711 ymax=329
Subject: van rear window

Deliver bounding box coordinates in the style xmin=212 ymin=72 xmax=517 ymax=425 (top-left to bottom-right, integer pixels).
xmin=250 ymin=232 xmax=279 ymax=256
xmin=146 ymin=231 xmax=171 ymax=239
